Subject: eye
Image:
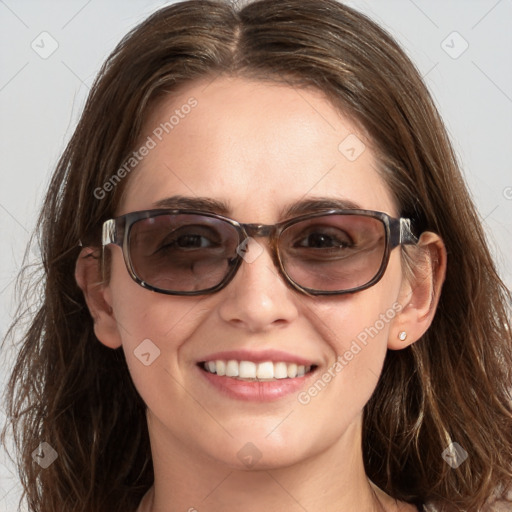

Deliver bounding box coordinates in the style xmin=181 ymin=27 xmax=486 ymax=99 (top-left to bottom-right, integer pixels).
xmin=294 ymin=228 xmax=352 ymax=249
xmin=155 ymin=225 xmax=222 ymax=253
xmin=172 ymin=233 xmax=214 ymax=249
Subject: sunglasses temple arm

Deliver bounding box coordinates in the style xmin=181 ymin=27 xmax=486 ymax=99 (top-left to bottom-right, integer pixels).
xmin=101 ymin=219 xmax=117 ymax=283
xmin=399 ymin=218 xmax=418 ymax=245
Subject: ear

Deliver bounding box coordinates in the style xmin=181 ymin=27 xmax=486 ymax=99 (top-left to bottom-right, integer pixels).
xmin=388 ymin=231 xmax=447 ymax=350
xmin=75 ymin=247 xmax=122 ymax=349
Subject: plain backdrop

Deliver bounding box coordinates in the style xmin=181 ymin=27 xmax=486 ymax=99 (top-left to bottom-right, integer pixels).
xmin=1 ymin=1 xmax=511 ymax=510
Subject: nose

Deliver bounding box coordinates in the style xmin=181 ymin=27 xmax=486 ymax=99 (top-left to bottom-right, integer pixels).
xmin=217 ymin=238 xmax=299 ymax=332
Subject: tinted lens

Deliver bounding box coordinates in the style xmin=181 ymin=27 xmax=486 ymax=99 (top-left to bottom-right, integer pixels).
xmin=279 ymin=214 xmax=387 ymax=292
xmin=128 ymin=214 xmax=240 ymax=292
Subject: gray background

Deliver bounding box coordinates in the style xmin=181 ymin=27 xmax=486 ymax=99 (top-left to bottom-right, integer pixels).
xmin=1 ymin=1 xmax=511 ymax=510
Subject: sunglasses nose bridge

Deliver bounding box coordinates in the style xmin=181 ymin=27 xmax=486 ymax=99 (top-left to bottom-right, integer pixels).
xmin=241 ymin=223 xmax=280 ymax=253
xmin=237 ymin=223 xmax=282 ymax=269
xmin=243 ymin=223 xmax=275 ymax=238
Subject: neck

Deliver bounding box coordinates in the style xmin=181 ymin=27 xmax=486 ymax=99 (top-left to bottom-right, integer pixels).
xmin=143 ymin=414 xmax=397 ymax=512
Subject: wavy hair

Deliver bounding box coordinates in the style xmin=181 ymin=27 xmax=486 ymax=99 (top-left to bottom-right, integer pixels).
xmin=3 ymin=1 xmax=512 ymax=511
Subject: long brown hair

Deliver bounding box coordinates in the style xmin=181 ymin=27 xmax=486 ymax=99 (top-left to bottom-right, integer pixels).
xmin=3 ymin=1 xmax=512 ymax=511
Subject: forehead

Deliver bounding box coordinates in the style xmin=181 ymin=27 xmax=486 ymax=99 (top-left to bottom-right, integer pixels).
xmin=119 ymin=76 xmax=397 ymax=220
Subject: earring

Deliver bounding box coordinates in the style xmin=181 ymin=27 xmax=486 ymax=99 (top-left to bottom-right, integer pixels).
xmin=398 ymin=331 xmax=407 ymax=341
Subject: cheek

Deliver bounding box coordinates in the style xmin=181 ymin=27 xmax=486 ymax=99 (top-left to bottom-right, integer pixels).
xmin=111 ymin=291 xmax=210 ymax=420
xmin=108 ymin=248 xmax=202 ymax=342
xmin=107 ymin=250 xmax=207 ymax=389
xmin=308 ymin=298 xmax=390 ymax=403
xmin=299 ymin=253 xmax=403 ymax=410
xmin=271 ymin=288 xmax=401 ymax=463
xmin=314 ymin=255 xmax=402 ymax=354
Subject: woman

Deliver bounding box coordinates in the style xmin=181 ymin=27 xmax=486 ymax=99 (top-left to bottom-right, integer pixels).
xmin=3 ymin=0 xmax=512 ymax=511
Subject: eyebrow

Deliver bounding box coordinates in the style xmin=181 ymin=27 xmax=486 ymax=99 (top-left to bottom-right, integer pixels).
xmin=152 ymin=196 xmax=231 ymax=215
xmin=151 ymin=195 xmax=363 ymax=219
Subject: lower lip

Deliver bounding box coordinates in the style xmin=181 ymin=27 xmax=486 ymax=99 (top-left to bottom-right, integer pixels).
xmin=198 ymin=366 xmax=317 ymax=402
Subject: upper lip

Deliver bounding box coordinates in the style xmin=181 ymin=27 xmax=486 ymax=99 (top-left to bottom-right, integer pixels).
xmin=198 ymin=349 xmax=317 ymax=367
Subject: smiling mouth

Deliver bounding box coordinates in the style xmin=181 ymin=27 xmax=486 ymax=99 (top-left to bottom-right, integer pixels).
xmin=198 ymin=360 xmax=317 ymax=381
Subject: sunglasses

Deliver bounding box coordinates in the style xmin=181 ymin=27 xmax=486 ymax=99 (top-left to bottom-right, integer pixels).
xmin=101 ymin=208 xmax=418 ymax=296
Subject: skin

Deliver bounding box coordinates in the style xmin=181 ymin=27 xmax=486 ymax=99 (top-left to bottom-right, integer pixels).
xmin=76 ymin=76 xmax=446 ymax=512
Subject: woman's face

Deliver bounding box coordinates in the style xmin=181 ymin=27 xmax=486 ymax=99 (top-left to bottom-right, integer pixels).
xmin=106 ymin=76 xmax=406 ymax=469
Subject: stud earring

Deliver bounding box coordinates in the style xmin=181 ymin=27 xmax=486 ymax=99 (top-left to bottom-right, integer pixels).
xmin=398 ymin=331 xmax=407 ymax=341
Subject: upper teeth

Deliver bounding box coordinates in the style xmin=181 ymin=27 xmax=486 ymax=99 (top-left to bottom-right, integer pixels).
xmin=203 ymin=360 xmax=311 ymax=379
